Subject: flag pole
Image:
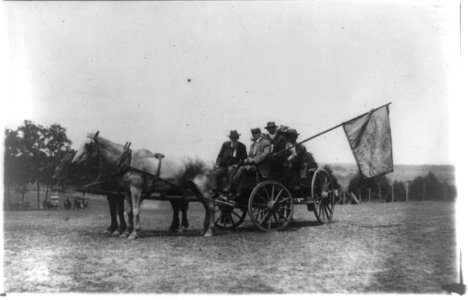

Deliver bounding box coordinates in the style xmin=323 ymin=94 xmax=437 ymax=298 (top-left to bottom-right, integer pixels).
xmin=273 ymin=102 xmax=392 ymax=156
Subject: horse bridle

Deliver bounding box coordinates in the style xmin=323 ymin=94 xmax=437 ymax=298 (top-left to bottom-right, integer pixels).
xmin=89 ymin=137 xmax=132 ymax=180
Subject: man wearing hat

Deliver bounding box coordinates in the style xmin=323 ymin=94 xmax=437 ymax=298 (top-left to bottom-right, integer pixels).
xmin=265 ymin=121 xmax=289 ymax=176
xmin=211 ymin=130 xmax=247 ymax=197
xmin=230 ymin=128 xmax=271 ymax=198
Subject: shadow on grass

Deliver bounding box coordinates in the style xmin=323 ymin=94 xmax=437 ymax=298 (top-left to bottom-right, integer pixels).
xmin=141 ymin=229 xmax=205 ymax=238
xmin=77 ymin=228 xmax=205 ymax=239
xmin=213 ymin=219 xmax=324 ymax=235
xmin=360 ymin=224 xmax=402 ymax=228
xmin=79 ymin=219 xmax=329 ymax=239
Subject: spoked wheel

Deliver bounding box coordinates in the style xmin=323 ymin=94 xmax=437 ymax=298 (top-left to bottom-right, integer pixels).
xmin=214 ymin=204 xmax=247 ymax=229
xmin=310 ymin=167 xmax=335 ymax=224
xmin=248 ymin=180 xmax=294 ymax=232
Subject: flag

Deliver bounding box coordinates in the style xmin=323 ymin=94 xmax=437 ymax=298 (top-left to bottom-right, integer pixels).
xmin=343 ymin=105 xmax=393 ymax=178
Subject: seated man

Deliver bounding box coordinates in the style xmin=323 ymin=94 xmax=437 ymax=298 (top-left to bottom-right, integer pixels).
xmin=211 ymin=130 xmax=247 ymax=197
xmin=264 ymin=121 xmax=289 ymax=177
xmin=230 ymin=128 xmax=271 ymax=198
xmin=289 ymin=130 xmax=318 ymax=186
xmin=275 ymin=126 xmax=318 ymax=188
xmin=276 ymin=125 xmax=297 ymax=162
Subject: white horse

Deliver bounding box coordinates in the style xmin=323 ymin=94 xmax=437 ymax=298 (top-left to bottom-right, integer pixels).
xmin=72 ymin=131 xmax=214 ymax=239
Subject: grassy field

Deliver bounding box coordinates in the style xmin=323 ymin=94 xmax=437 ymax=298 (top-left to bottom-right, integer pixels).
xmin=3 ymin=193 xmax=458 ymax=294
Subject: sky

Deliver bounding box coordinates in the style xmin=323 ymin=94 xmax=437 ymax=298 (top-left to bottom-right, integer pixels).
xmin=1 ymin=0 xmax=462 ymax=165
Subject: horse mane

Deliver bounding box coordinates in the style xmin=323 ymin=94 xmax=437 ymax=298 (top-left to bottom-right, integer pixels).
xmin=175 ymin=158 xmax=212 ymax=198
xmin=179 ymin=158 xmax=210 ymax=181
xmin=93 ymin=135 xmax=124 ymax=149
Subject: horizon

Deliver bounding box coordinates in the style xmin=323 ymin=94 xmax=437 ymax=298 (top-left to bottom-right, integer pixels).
xmin=4 ymin=116 xmax=459 ymax=168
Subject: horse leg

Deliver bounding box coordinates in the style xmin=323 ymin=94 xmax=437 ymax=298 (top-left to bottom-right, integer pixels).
xmin=119 ymin=193 xmax=133 ymax=238
xmin=191 ymin=178 xmax=214 ymax=237
xmin=128 ymin=186 xmax=142 ymax=240
xmin=169 ymin=200 xmax=180 ymax=233
xmin=179 ymin=200 xmax=189 ymax=233
xmin=105 ymin=196 xmax=118 ymax=234
xmin=200 ymin=197 xmax=214 ymax=237
xmin=115 ymin=194 xmax=127 ymax=235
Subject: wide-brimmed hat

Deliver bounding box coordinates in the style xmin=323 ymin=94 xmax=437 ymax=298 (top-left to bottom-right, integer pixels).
xmin=278 ymin=125 xmax=299 ymax=137
xmin=265 ymin=121 xmax=278 ymax=129
xmin=277 ymin=125 xmax=290 ymax=133
xmin=290 ymin=129 xmax=299 ymax=136
xmin=228 ymin=130 xmax=240 ymax=138
xmin=251 ymin=128 xmax=261 ymax=135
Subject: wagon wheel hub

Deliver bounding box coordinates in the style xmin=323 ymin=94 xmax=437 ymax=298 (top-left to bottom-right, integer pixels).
xmin=321 ymin=191 xmax=329 ymax=198
xmin=267 ymin=201 xmax=276 ymax=209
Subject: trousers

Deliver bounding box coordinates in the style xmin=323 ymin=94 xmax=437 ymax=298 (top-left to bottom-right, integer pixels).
xmin=212 ymin=166 xmax=237 ymax=191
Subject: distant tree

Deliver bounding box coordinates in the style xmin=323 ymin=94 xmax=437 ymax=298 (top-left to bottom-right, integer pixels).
xmin=4 ymin=120 xmax=72 ymax=209
xmin=4 ymin=128 xmax=29 ymax=206
xmin=424 ymin=172 xmax=443 ymax=200
xmin=4 ymin=121 xmax=44 ymax=207
xmin=391 ymin=180 xmax=406 ymax=202
xmin=409 ymin=172 xmax=446 ymax=201
xmin=39 ymin=124 xmax=72 ymax=201
xmin=347 ymin=171 xmax=390 ymax=201
xmin=409 ymin=176 xmax=423 ymax=200
xmin=442 ymin=180 xmax=457 ymax=201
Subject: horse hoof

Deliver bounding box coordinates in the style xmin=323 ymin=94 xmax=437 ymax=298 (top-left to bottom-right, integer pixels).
xmin=203 ymin=230 xmax=213 ymax=237
xmin=119 ymin=232 xmax=130 ymax=238
xmin=128 ymin=233 xmax=139 ymax=240
xmin=168 ymin=227 xmax=178 ymax=233
xmin=111 ymin=230 xmax=121 ymax=236
xmin=178 ymin=227 xmax=188 ymax=234
xmin=105 ymin=227 xmax=117 ymax=234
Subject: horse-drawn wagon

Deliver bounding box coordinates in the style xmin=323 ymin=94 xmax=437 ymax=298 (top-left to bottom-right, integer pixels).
xmin=61 ymin=130 xmax=336 ymax=234
xmin=56 ymin=103 xmax=392 ymax=239
xmin=212 ymin=165 xmax=335 ymax=232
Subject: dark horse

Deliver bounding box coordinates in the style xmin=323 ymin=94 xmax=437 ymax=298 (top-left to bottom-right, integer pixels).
xmin=54 ymin=149 xmax=195 ymax=235
xmin=53 ymin=152 xmax=128 ymax=234
xmin=70 ymin=131 xmax=214 ymax=239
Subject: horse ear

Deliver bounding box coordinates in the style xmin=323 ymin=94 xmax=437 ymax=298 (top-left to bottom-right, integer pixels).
xmin=94 ymin=131 xmax=100 ymax=139
xmin=85 ymin=142 xmax=93 ymax=152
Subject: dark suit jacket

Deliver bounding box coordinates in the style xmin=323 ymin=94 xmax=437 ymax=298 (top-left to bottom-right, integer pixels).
xmin=268 ymin=133 xmax=288 ymax=159
xmin=266 ymin=133 xmax=288 ymax=156
xmin=216 ymin=141 xmax=247 ymax=167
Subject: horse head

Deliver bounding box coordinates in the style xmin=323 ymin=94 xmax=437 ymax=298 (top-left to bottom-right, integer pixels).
xmin=71 ymin=131 xmax=100 ymax=165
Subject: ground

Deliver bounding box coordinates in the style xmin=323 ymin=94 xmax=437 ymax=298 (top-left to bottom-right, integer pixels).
xmin=3 ymin=193 xmax=458 ymax=293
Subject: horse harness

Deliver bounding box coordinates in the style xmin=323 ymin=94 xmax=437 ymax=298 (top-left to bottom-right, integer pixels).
xmin=85 ymin=139 xmax=176 ymax=193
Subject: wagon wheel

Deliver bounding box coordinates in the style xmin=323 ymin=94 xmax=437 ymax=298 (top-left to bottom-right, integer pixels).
xmin=310 ymin=167 xmax=335 ymax=224
xmin=248 ymin=180 xmax=294 ymax=232
xmin=214 ymin=204 xmax=247 ymax=229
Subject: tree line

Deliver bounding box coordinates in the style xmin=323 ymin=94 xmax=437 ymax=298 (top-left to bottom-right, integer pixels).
xmin=4 ymin=120 xmax=73 ymax=209
xmin=346 ymin=171 xmax=456 ymax=202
